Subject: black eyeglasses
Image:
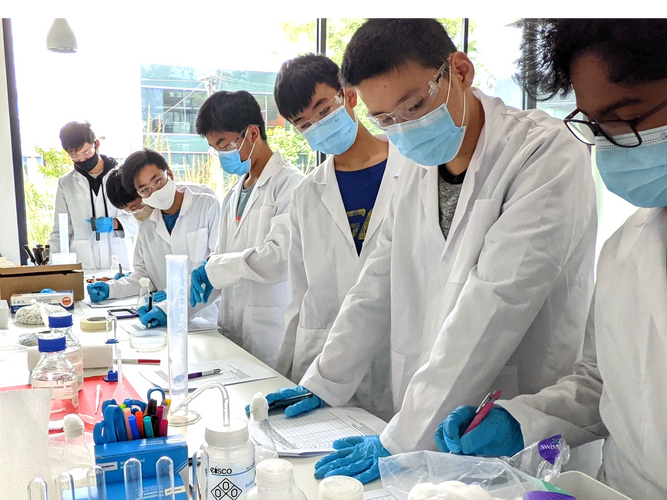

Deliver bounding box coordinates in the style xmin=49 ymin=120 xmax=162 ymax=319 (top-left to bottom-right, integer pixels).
xmin=563 ymin=96 xmax=667 ymax=148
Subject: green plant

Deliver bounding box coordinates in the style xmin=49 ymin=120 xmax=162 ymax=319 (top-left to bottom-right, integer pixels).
xmin=266 ymin=126 xmax=317 ymax=174
xmin=25 ymin=179 xmax=55 ymax=245
xmin=34 ymin=146 xmax=72 ymax=179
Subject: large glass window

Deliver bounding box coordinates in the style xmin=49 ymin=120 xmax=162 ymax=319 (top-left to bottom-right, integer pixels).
xmin=12 ymin=18 xmax=316 ymax=242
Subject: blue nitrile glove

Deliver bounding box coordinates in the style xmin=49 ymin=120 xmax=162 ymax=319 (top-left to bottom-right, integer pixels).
xmin=86 ymin=217 xmax=114 ymax=233
xmin=314 ymin=435 xmax=390 ymax=484
xmin=87 ymin=282 xmax=110 ymax=302
xmin=190 ymin=264 xmax=213 ymax=307
xmin=114 ymin=272 xmax=131 ymax=280
xmin=435 ymin=405 xmax=524 ymax=457
xmin=245 ymin=385 xmax=324 ymax=417
xmin=152 ymin=290 xmax=167 ymax=303
xmin=138 ymin=306 xmax=167 ymax=328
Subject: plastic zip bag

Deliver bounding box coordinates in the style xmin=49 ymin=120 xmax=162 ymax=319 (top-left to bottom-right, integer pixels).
xmin=503 ymin=435 xmax=570 ymax=484
xmin=379 ymin=451 xmax=548 ymax=500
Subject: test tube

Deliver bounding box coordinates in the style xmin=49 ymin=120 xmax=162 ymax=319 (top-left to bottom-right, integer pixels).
xmin=156 ymin=456 xmax=175 ymax=500
xmin=27 ymin=477 xmax=49 ymax=500
xmin=87 ymin=465 xmax=107 ymax=500
xmin=124 ymin=458 xmax=143 ymax=500
xmin=191 ymin=450 xmax=209 ymax=500
xmin=59 ymin=213 xmax=69 ymax=255
xmin=166 ymin=254 xmax=199 ymax=426
xmin=54 ymin=472 xmax=75 ymax=500
xmin=104 ymin=315 xmax=118 ymax=383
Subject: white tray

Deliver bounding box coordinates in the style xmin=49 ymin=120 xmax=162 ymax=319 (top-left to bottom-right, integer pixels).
xmin=552 ymin=471 xmax=632 ymax=500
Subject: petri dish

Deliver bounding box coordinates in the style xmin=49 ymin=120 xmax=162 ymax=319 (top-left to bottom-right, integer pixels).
xmin=129 ymin=329 xmax=167 ymax=351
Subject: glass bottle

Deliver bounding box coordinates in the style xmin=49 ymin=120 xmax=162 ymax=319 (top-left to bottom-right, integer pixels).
xmin=31 ymin=333 xmax=79 ymax=428
xmin=49 ymin=312 xmax=83 ymax=389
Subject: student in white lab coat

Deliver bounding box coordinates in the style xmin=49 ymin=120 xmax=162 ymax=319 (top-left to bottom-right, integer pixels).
xmin=272 ymin=54 xmax=408 ymax=421
xmin=48 ymin=121 xmax=138 ymax=270
xmin=189 ymin=91 xmax=304 ymax=370
xmin=88 ymin=150 xmax=221 ymax=326
xmin=106 ymin=168 xmax=218 ymax=224
xmin=263 ymin=19 xmax=598 ymax=483
xmin=438 ymin=19 xmax=667 ymax=500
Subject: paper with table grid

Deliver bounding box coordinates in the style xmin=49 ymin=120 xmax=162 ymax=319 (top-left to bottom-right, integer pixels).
xmin=364 ymin=489 xmax=393 ymax=500
xmin=268 ymin=407 xmax=387 ymax=457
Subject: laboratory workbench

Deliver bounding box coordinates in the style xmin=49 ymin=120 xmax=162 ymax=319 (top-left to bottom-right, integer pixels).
xmin=0 ymin=299 xmax=383 ymax=500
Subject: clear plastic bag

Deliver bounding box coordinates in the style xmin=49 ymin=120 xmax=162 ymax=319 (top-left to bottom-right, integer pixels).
xmin=504 ymin=435 xmax=570 ymax=484
xmin=379 ymin=451 xmax=548 ymax=500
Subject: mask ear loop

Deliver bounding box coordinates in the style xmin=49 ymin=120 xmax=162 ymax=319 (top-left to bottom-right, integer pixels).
xmin=444 ymin=62 xmax=466 ymax=128
xmin=239 ymin=127 xmax=257 ymax=166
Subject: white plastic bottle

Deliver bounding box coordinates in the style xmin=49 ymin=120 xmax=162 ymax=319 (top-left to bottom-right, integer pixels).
xmin=247 ymin=459 xmax=307 ymax=500
xmin=201 ymin=418 xmax=256 ymax=500
xmin=137 ymin=277 xmax=151 ymax=311
xmin=319 ymin=476 xmax=364 ymax=500
xmin=248 ymin=392 xmax=279 ymax=464
xmin=49 ymin=312 xmax=84 ymax=389
xmin=31 ymin=333 xmax=79 ymax=428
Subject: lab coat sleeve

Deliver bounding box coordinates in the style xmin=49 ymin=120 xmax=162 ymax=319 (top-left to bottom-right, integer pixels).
xmin=113 ymin=211 xmax=139 ymax=239
xmin=205 ymin=172 xmax=302 ymax=289
xmin=190 ymin=196 xmax=223 ymax=317
xmin=300 ymin=195 xmax=395 ymax=406
xmin=275 ymin=193 xmax=306 ymax=379
xmin=499 ymin=294 xmax=608 ymax=448
xmin=47 ymin=181 xmax=73 ymax=253
xmin=107 ymin=233 xmax=148 ymax=299
xmin=379 ymin=129 xmax=596 ymax=454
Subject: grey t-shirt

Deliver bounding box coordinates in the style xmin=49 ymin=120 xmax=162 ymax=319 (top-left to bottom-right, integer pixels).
xmin=438 ymin=165 xmax=467 ymax=240
xmin=236 ymin=182 xmax=255 ymax=220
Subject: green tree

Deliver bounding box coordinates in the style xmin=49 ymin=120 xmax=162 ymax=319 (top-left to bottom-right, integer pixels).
xmin=266 ymin=126 xmax=317 ymax=174
xmin=34 ymin=146 xmax=72 ymax=179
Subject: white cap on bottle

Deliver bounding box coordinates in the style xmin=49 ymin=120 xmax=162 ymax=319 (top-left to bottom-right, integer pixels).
xmin=205 ymin=418 xmax=248 ymax=448
xmin=139 ymin=277 xmax=151 ymax=287
xmin=319 ymin=476 xmax=364 ymax=500
xmin=255 ymin=458 xmax=294 ymax=489
xmin=250 ymin=392 xmax=269 ymax=421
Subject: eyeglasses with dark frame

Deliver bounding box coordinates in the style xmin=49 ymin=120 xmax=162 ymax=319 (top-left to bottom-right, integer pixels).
xmin=563 ymin=97 xmax=667 ymax=148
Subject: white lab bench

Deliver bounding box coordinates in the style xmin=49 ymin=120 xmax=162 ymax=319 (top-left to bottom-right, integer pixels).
xmin=0 ymin=299 xmax=382 ymax=500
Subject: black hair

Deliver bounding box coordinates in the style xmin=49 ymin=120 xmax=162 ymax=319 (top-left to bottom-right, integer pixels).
xmin=106 ymin=168 xmax=138 ymax=209
xmin=120 ymin=149 xmax=169 ymax=192
xmin=517 ymin=19 xmax=667 ymax=101
xmin=195 ymin=90 xmax=267 ymax=140
xmin=341 ymin=19 xmax=456 ymax=87
xmin=274 ymin=54 xmax=342 ymax=121
xmin=59 ymin=121 xmax=96 ymax=153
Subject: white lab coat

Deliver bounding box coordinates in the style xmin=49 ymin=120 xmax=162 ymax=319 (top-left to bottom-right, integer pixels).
xmin=48 ymin=157 xmax=139 ymax=270
xmin=276 ymin=140 xmax=406 ymax=421
xmin=301 ymin=89 xmax=597 ymax=454
xmin=206 ymin=151 xmax=304 ymax=370
xmin=107 ymin=186 xmax=221 ymax=321
xmin=501 ymin=207 xmax=667 ymax=500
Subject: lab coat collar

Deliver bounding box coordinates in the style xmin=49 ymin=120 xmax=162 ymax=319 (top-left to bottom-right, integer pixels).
xmin=631 ymin=208 xmax=667 ymax=336
xmin=316 ymin=156 xmax=356 ymax=249
xmin=233 ymin=151 xmax=285 ymax=232
xmin=148 ymin=186 xmax=192 ymax=243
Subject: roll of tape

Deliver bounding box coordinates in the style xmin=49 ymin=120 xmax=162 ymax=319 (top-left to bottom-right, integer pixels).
xmin=80 ymin=316 xmax=109 ymax=332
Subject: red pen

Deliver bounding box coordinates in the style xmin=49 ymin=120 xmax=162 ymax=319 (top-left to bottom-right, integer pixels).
xmin=122 ymin=359 xmax=161 ymax=365
xmin=464 ymin=390 xmax=501 ymax=435
xmin=158 ymin=419 xmax=168 ymax=437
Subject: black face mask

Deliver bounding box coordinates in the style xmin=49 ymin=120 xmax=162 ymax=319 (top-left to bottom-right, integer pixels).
xmin=75 ymin=152 xmax=100 ymax=172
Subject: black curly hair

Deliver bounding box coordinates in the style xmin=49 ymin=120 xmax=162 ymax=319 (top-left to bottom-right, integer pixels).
xmin=516 ymin=19 xmax=667 ymax=101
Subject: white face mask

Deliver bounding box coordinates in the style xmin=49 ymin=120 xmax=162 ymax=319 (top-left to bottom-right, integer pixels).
xmin=143 ymin=178 xmax=176 ymax=210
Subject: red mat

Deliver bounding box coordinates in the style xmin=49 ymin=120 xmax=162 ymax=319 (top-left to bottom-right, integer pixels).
xmin=2 ymin=375 xmax=143 ymax=431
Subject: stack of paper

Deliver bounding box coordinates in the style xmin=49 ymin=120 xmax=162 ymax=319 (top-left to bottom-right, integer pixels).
xmin=268 ymin=407 xmax=387 ymax=457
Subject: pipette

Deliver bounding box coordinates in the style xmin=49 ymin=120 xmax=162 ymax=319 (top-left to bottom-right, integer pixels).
xmin=103 ymin=316 xmax=119 ymax=383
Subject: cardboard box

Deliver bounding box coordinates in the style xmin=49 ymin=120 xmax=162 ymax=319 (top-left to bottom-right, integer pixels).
xmin=95 ymin=434 xmax=189 ymax=485
xmin=10 ymin=290 xmax=75 ymax=313
xmin=0 ymin=263 xmax=84 ymax=301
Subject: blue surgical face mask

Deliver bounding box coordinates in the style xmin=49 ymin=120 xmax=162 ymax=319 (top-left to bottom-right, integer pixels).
xmin=384 ymin=74 xmax=466 ymax=166
xmin=218 ymin=131 xmax=255 ymax=176
xmin=300 ymin=101 xmax=359 ymax=155
xmin=595 ymin=124 xmax=667 ymax=208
